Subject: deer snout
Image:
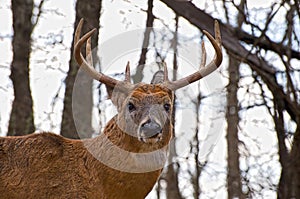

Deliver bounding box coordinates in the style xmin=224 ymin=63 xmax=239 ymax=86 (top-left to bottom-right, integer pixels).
xmin=139 ymin=119 xmax=162 ymax=143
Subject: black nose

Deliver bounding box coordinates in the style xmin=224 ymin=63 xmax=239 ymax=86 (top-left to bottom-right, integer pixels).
xmin=140 ymin=120 xmax=162 ymax=138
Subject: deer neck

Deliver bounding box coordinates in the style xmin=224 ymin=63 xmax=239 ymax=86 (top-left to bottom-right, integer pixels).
xmin=83 ymin=115 xmax=169 ymax=173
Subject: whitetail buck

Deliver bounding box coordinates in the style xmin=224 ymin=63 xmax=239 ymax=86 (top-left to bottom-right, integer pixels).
xmin=0 ymin=19 xmax=222 ymax=198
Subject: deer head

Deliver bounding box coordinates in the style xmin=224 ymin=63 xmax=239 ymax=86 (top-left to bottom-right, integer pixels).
xmin=74 ymin=19 xmax=222 ymax=149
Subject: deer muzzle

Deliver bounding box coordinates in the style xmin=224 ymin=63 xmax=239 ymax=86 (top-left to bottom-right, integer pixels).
xmin=138 ymin=119 xmax=162 ymax=143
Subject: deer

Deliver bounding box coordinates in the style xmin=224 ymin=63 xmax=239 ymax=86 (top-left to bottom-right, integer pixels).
xmin=0 ymin=19 xmax=222 ymax=199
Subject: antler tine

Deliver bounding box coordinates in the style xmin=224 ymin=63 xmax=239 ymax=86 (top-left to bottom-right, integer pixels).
xmin=125 ymin=61 xmax=131 ymax=82
xmin=86 ymin=37 xmax=93 ymax=67
xmin=201 ymin=20 xmax=222 ymax=73
xmin=74 ymin=19 xmax=83 ymax=46
xmin=74 ymin=19 xmax=127 ymax=89
xmin=163 ymin=62 xmax=169 ymax=82
xmin=200 ymin=41 xmax=206 ymax=69
xmin=164 ymin=20 xmax=222 ymax=91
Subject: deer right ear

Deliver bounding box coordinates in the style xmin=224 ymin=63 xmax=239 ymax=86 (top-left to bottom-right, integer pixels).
xmin=151 ymin=70 xmax=164 ymax=84
xmin=110 ymin=88 xmax=130 ymax=112
xmin=106 ymin=61 xmax=131 ymax=99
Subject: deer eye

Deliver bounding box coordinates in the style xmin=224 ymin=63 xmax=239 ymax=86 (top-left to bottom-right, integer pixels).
xmin=127 ymin=102 xmax=136 ymax=112
xmin=164 ymin=103 xmax=171 ymax=112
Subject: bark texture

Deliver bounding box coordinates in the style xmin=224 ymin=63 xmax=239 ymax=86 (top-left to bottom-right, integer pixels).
xmin=61 ymin=0 xmax=102 ymax=139
xmin=8 ymin=0 xmax=35 ymax=136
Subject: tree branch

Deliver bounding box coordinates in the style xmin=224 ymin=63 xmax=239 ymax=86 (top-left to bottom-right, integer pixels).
xmin=159 ymin=0 xmax=300 ymax=122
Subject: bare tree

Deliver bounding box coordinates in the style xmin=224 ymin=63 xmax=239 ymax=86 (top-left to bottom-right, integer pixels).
xmin=132 ymin=0 xmax=155 ymax=83
xmin=226 ymin=57 xmax=244 ymax=198
xmin=160 ymin=0 xmax=300 ymax=197
xmin=61 ymin=0 xmax=102 ymax=139
xmin=191 ymin=86 xmax=204 ymax=198
xmin=163 ymin=14 xmax=183 ymax=199
xmin=225 ymin=0 xmax=246 ymax=198
xmin=8 ymin=0 xmax=35 ymax=136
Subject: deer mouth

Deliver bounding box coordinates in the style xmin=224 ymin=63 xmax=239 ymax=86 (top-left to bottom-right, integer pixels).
xmin=138 ymin=133 xmax=162 ymax=144
xmin=138 ymin=119 xmax=163 ymax=144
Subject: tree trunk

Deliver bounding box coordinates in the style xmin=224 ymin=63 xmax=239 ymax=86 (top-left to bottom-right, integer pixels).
xmin=274 ymin=96 xmax=291 ymax=198
xmin=226 ymin=57 xmax=245 ymax=198
xmin=8 ymin=0 xmax=35 ymax=136
xmin=164 ymin=14 xmax=182 ymax=199
xmin=61 ymin=0 xmax=102 ymax=139
xmin=276 ymin=114 xmax=300 ymax=199
xmin=288 ymin=120 xmax=300 ymax=198
xmin=132 ymin=0 xmax=154 ymax=83
xmin=192 ymin=90 xmax=202 ymax=198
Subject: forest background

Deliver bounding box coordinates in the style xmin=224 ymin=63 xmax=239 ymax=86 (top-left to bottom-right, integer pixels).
xmin=0 ymin=0 xmax=299 ymax=198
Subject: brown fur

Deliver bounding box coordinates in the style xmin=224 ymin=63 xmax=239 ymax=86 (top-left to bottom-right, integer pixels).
xmin=0 ymin=84 xmax=173 ymax=199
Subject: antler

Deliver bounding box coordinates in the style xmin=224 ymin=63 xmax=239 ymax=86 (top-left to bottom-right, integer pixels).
xmin=163 ymin=20 xmax=222 ymax=90
xmin=74 ymin=19 xmax=132 ymax=90
xmin=74 ymin=19 xmax=222 ymax=92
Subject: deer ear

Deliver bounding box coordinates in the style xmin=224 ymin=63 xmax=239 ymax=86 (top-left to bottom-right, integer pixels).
xmin=151 ymin=70 xmax=164 ymax=84
xmin=105 ymin=85 xmax=114 ymax=99
xmin=108 ymin=85 xmax=130 ymax=111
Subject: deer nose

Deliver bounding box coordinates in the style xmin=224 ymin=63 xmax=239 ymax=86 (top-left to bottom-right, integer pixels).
xmin=140 ymin=120 xmax=162 ymax=138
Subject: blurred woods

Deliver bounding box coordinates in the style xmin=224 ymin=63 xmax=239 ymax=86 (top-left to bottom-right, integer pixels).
xmin=0 ymin=0 xmax=299 ymax=198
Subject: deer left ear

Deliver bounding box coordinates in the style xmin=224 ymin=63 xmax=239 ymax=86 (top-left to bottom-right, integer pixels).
xmin=105 ymin=85 xmax=114 ymax=99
